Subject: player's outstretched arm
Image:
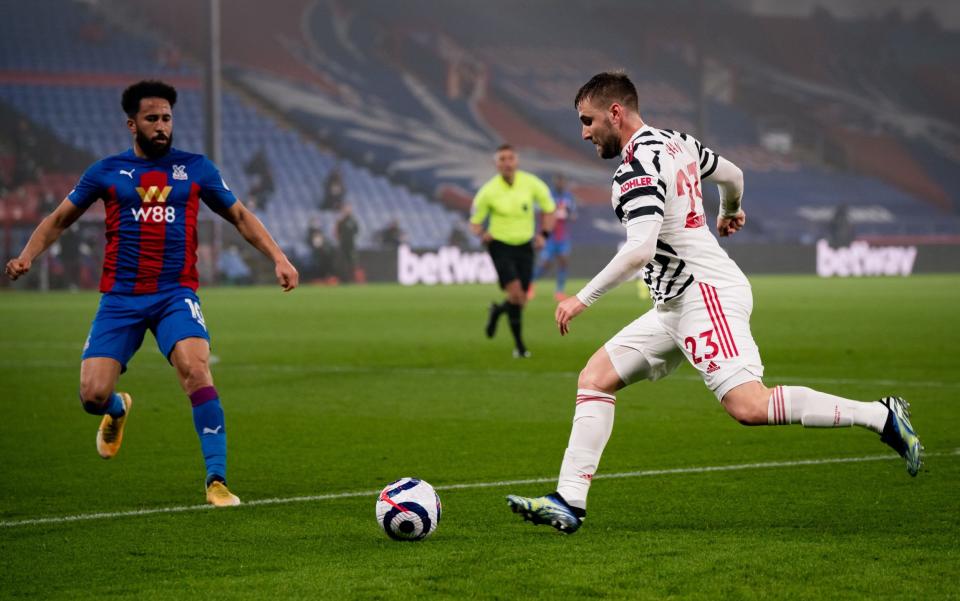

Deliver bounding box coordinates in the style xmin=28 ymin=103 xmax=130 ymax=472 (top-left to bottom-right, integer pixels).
xmin=717 ymin=210 xmax=746 ymax=238
xmin=5 ymin=199 xmax=85 ymax=281
xmin=556 ymin=220 xmax=659 ymax=335
xmin=705 ymin=156 xmax=745 ymax=237
xmin=218 ymin=200 xmax=299 ymax=291
xmin=555 ymin=295 xmax=588 ymax=336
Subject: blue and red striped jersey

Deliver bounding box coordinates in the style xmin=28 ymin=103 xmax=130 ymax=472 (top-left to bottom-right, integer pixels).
xmin=68 ymin=148 xmax=237 ymax=294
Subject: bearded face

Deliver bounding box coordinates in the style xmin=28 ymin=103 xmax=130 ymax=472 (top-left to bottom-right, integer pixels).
xmin=135 ymin=127 xmax=172 ymax=159
xmin=578 ymin=100 xmax=623 ymax=160
xmin=128 ymin=97 xmax=173 ymax=159
xmin=593 ymin=115 xmax=621 ymax=159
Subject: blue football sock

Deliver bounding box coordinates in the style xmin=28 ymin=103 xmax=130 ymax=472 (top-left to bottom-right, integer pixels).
xmin=557 ymin=266 xmax=568 ymax=293
xmin=190 ymin=386 xmax=227 ymax=483
xmin=106 ymin=392 xmax=126 ymax=418
xmin=80 ymin=391 xmax=126 ymax=417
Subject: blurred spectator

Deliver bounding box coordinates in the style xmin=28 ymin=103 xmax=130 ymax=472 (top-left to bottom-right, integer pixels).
xmin=77 ymin=222 xmax=100 ymax=288
xmin=321 ymin=166 xmax=345 ymax=210
xmin=447 ymin=220 xmax=472 ymax=250
xmin=217 ymin=244 xmax=253 ymax=285
xmin=829 ymin=204 xmax=854 ymax=246
xmin=244 ymin=148 xmax=275 ymax=208
xmin=306 ymin=218 xmax=336 ymax=281
xmin=40 ymin=190 xmax=58 ymax=215
xmin=13 ymin=119 xmax=40 ymax=186
xmin=57 ymin=225 xmax=81 ymax=289
xmin=196 ymin=242 xmax=216 ymax=286
xmin=156 ymin=43 xmax=182 ymax=69
xmin=78 ymin=21 xmax=106 ymax=45
xmin=376 ymin=218 xmax=407 ymax=249
xmin=335 ymin=203 xmax=359 ymax=282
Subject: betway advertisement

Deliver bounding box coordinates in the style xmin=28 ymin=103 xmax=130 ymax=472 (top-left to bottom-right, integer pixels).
xmin=816 ymin=240 xmax=917 ymax=277
xmin=397 ymin=245 xmax=498 ymax=286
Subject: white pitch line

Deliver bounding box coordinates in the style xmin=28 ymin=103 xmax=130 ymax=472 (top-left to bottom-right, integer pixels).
xmin=2 ymin=449 xmax=957 ymax=529
xmin=4 ymin=358 xmax=960 ymax=389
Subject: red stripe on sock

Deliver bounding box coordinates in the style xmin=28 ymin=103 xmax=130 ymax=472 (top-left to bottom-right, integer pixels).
xmin=777 ymin=386 xmax=784 ymax=424
xmin=576 ymin=395 xmax=616 ymax=406
xmin=771 ymin=387 xmax=778 ymax=424
xmin=189 ymin=386 xmax=219 ymax=407
xmin=777 ymin=386 xmax=789 ymax=424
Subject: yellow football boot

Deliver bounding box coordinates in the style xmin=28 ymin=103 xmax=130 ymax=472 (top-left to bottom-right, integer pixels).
xmin=96 ymin=392 xmax=132 ymax=459
xmin=206 ymin=480 xmax=241 ymax=507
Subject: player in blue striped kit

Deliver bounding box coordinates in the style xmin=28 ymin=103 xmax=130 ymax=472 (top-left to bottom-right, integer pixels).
xmin=6 ymin=80 xmax=298 ymax=506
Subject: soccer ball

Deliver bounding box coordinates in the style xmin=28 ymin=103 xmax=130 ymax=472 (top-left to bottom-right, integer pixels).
xmin=375 ymin=478 xmax=441 ymax=541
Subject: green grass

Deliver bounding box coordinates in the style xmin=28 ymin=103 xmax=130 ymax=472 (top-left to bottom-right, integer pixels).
xmin=1 ymin=276 xmax=958 ymax=600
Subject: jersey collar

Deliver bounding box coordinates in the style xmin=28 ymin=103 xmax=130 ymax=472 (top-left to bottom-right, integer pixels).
xmin=127 ymin=147 xmax=177 ymax=163
xmin=620 ymin=125 xmax=653 ymax=163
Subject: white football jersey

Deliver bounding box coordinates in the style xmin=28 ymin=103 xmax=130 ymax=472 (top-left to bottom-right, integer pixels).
xmin=611 ymin=125 xmax=748 ymax=304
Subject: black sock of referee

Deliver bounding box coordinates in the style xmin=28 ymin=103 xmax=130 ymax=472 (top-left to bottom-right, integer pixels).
xmin=505 ymin=302 xmax=526 ymax=353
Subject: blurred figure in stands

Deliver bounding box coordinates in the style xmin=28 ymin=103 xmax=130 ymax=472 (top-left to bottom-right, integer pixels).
xmin=376 ymin=218 xmax=407 ymax=249
xmin=829 ymin=204 xmax=854 ymax=246
xmin=321 ymin=165 xmax=345 ymax=210
xmin=335 ymin=203 xmax=359 ymax=282
xmin=244 ymin=148 xmax=274 ymax=209
xmin=448 ymin=219 xmax=472 ymax=250
xmin=306 ymin=217 xmax=336 ymax=281
xmin=217 ymin=244 xmax=253 ymax=285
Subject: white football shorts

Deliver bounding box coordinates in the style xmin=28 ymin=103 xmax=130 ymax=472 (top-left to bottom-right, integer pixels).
xmin=604 ymin=283 xmax=764 ymax=400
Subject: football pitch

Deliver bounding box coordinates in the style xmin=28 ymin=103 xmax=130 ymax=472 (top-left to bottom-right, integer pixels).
xmin=1 ymin=275 xmax=958 ymax=600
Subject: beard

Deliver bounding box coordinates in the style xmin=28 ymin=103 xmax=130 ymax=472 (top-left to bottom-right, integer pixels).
xmin=595 ymin=120 xmax=621 ymax=159
xmin=136 ymin=129 xmax=173 ymax=159
xmin=599 ymin=138 xmax=621 ymax=159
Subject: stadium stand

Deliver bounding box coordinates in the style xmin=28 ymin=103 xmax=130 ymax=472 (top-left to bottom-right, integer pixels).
xmin=2 ymin=0 xmax=958 ymax=260
xmin=124 ymin=0 xmax=959 ymax=244
xmin=0 ymin=0 xmax=471 ymax=259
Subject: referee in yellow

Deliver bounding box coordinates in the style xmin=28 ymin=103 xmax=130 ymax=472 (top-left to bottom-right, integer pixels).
xmin=470 ymin=144 xmax=555 ymax=358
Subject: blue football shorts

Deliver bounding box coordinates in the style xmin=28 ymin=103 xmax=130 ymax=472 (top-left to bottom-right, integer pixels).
xmin=82 ymin=287 xmax=211 ymax=372
xmin=540 ymin=238 xmax=572 ymax=261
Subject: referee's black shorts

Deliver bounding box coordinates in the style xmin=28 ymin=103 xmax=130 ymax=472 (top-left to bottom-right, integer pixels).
xmin=487 ymin=239 xmax=534 ymax=291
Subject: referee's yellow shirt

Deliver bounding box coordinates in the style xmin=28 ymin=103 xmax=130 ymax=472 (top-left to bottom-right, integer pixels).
xmin=470 ymin=171 xmax=556 ymax=245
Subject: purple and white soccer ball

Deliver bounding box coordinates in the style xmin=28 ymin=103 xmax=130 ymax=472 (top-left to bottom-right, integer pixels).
xmin=375 ymin=478 xmax=442 ymax=541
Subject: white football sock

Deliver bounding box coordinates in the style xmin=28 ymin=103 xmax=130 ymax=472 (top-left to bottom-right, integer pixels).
xmin=768 ymin=385 xmax=887 ymax=433
xmin=556 ymin=389 xmax=615 ymax=510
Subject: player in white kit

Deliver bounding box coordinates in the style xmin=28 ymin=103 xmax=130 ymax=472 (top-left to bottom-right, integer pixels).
xmin=506 ymin=72 xmax=923 ymax=534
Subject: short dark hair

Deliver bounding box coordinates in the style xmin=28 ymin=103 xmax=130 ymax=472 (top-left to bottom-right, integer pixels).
xmin=573 ymin=71 xmax=639 ymax=113
xmin=121 ymin=80 xmax=177 ymax=117
xmin=495 ymin=143 xmax=514 ymax=153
